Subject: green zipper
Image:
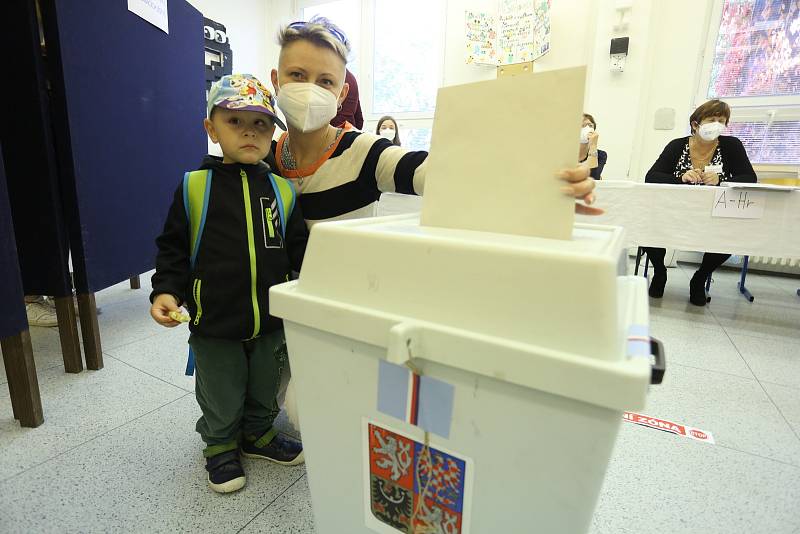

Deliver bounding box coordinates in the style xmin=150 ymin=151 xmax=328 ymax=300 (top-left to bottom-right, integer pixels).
xmin=240 ymin=169 xmax=260 ymax=339
xmin=266 ymin=207 xmax=275 ymax=238
xmin=192 ymin=278 xmax=203 ymax=325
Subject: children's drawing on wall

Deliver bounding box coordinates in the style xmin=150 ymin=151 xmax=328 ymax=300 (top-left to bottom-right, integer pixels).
xmin=465 ymin=11 xmax=497 ymax=65
xmin=464 ymin=0 xmax=551 ymax=66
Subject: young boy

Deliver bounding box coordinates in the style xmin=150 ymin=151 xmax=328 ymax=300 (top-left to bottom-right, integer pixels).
xmin=150 ymin=74 xmax=307 ymax=494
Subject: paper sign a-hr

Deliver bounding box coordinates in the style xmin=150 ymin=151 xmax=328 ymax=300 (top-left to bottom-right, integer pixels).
xmin=421 ymin=66 xmax=586 ymax=241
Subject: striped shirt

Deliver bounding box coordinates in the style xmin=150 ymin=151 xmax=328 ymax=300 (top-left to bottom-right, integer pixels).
xmin=273 ymin=127 xmax=427 ymax=227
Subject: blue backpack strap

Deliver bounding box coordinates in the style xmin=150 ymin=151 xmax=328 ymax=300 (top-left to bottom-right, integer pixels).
xmin=185 ymin=347 xmax=196 ymax=376
xmin=268 ymin=172 xmax=296 ymax=238
xmin=181 ymin=169 xmax=212 ymax=376
xmin=183 ymin=170 xmax=213 ymax=269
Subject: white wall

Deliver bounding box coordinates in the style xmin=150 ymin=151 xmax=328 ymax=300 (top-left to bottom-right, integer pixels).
xmin=187 ymin=0 xmax=285 ymax=151
xmin=442 ymin=0 xmax=497 ymax=88
xmin=255 ymin=0 xmax=714 ymax=181
xmin=186 ymin=0 xmax=297 ymax=83
xmin=580 ymin=0 xmax=713 ymax=181
xmin=629 ymin=0 xmax=712 ymax=181
xmin=445 ymin=0 xmax=717 ymax=182
xmin=367 ymin=0 xmax=599 ymax=137
xmin=584 ymin=0 xmax=658 ymax=180
xmin=443 ymin=0 xmax=596 ymax=86
xmin=187 ymin=0 xmax=272 ymax=77
xmin=531 ymin=0 xmax=597 ymax=75
xmin=264 ymin=0 xmax=296 ymax=82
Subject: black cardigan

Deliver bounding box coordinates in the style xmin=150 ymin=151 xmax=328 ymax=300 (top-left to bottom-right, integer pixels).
xmin=645 ymin=135 xmax=757 ymax=184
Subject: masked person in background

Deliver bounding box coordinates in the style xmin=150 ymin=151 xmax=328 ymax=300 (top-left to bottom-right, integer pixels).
xmin=375 ymin=116 xmax=401 ymax=146
xmin=578 ymin=113 xmax=607 ymax=180
xmin=641 ymin=99 xmax=756 ymax=306
xmin=330 ymin=69 xmax=363 ymax=129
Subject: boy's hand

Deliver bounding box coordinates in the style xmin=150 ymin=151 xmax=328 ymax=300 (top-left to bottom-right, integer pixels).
xmin=150 ymin=293 xmax=182 ymax=327
xmin=558 ymin=166 xmax=604 ymax=215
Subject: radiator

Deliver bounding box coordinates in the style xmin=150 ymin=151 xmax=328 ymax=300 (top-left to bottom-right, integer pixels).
xmin=748 ymin=256 xmax=800 ymax=268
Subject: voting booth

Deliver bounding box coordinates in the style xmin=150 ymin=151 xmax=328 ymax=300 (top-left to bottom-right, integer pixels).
xmin=1 ymin=0 xmax=206 ymax=372
xmin=0 ymin=144 xmax=43 ymax=428
xmin=271 ymin=68 xmax=664 ymax=533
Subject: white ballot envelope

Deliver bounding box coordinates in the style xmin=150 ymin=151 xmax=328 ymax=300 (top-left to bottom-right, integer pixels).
xmin=420 ymin=67 xmax=586 ymax=240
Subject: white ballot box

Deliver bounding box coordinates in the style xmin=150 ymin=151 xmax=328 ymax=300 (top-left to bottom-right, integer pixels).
xmin=270 ymin=214 xmax=662 ymax=534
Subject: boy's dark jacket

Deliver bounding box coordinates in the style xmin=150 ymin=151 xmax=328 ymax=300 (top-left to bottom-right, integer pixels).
xmin=151 ymin=157 xmax=308 ymax=340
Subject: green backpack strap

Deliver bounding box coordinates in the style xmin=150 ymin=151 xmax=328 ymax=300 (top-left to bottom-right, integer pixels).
xmin=268 ymin=172 xmax=296 ymax=238
xmin=184 ymin=170 xmax=293 ymax=251
xmin=182 ymin=170 xmax=212 ymax=269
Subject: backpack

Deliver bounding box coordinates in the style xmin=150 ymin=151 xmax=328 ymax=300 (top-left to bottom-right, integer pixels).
xmin=182 ymin=168 xmax=296 ymax=375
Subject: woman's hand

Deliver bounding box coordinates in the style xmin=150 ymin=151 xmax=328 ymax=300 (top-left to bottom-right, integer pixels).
xmin=701 ymin=171 xmax=720 ymax=185
xmin=558 ymin=166 xmax=603 ymax=215
xmin=681 ymin=169 xmax=702 ymax=184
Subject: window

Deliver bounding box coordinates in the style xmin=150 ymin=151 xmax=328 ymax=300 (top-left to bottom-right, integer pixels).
xmin=698 ymin=0 xmax=800 ymax=166
xmin=725 ymin=121 xmax=769 ymax=159
xmin=402 ymin=128 xmax=433 ymax=151
xmin=371 ymin=0 xmax=444 ymax=116
xmin=301 ymin=0 xmax=362 ymax=78
xmin=707 ymin=0 xmax=800 ymax=98
xmin=297 ymin=0 xmax=446 ymax=121
xmin=727 ymin=120 xmax=800 ymax=164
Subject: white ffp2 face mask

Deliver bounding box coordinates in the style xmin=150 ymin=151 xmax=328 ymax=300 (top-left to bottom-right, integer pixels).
xmin=379 ymin=128 xmax=395 ymax=140
xmin=698 ymin=121 xmax=726 ymax=142
xmin=580 ymin=125 xmax=594 ymax=144
xmin=276 ymin=83 xmax=338 ymax=133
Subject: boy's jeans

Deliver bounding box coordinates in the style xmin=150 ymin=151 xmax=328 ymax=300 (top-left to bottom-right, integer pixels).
xmin=190 ymin=329 xmax=287 ymax=457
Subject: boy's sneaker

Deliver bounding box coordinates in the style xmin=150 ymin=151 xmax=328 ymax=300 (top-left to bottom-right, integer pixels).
xmin=241 ymin=431 xmax=305 ymax=466
xmin=205 ymin=449 xmax=246 ymax=493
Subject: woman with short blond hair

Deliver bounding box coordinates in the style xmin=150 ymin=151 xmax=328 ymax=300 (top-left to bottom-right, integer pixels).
xmin=268 ymin=16 xmax=599 ymax=227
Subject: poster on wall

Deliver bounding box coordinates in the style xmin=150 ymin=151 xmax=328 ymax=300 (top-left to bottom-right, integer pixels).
xmin=465 ymin=11 xmax=497 ymax=65
xmin=530 ymin=0 xmax=551 ymax=60
xmin=497 ymin=0 xmax=536 ymax=65
xmin=464 ymin=0 xmax=551 ymax=66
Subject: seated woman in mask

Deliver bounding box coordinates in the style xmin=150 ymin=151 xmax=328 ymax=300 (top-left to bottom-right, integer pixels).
xmin=376 ymin=116 xmax=401 ymax=146
xmin=579 ymin=113 xmax=607 ymax=180
xmin=642 ymin=99 xmax=756 ymax=306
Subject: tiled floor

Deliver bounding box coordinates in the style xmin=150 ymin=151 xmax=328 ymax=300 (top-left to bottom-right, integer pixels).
xmin=1 ymin=264 xmax=799 ymax=534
